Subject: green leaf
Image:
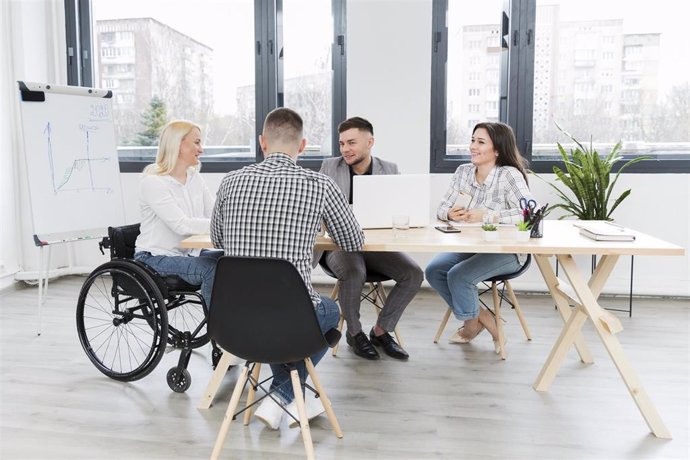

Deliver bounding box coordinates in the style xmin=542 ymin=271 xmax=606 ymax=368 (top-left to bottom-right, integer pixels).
xmin=550 ymin=124 xmax=647 ymax=221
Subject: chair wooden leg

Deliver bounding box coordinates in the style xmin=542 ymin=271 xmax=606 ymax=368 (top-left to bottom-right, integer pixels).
xmin=331 ymin=281 xmax=344 ymax=357
xmin=290 ymin=369 xmax=315 ymax=460
xmin=329 ymin=280 xmax=339 ymax=301
xmin=197 ymin=350 xmax=234 ymax=410
xmin=243 ymin=363 xmax=262 ymax=426
xmin=492 ymin=282 xmax=507 ymax=360
xmin=305 ymin=357 xmax=343 ymax=438
xmin=210 ymin=365 xmax=250 ymax=460
xmin=505 ymin=280 xmax=532 ymax=340
xmin=331 ymin=313 xmax=345 ymax=357
xmin=434 ymin=308 xmax=452 ymax=343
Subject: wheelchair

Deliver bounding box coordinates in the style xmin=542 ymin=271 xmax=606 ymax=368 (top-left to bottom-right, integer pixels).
xmin=75 ymin=223 xmax=220 ymax=393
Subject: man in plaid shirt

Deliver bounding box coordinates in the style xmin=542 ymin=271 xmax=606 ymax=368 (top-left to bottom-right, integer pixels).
xmin=211 ymin=107 xmax=364 ymax=430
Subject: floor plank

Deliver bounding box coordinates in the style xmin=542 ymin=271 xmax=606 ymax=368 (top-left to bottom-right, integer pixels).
xmin=1 ymin=276 xmax=688 ymax=459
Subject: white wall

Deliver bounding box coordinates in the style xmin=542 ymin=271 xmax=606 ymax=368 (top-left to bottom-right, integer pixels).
xmin=3 ymin=0 xmax=689 ymax=297
xmin=1 ymin=0 xmax=67 ymax=290
xmin=346 ymin=0 xmax=432 ymax=175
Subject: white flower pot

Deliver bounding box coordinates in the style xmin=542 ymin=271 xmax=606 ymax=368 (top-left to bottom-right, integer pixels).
xmin=515 ymin=230 xmax=530 ymax=242
xmin=483 ymin=231 xmax=499 ymax=241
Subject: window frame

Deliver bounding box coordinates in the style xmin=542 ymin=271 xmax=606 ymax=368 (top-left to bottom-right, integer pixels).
xmin=65 ymin=0 xmax=346 ymax=173
xmin=430 ymin=0 xmax=690 ymax=174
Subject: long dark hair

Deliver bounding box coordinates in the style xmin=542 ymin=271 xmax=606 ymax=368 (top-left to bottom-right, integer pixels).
xmin=473 ymin=122 xmax=529 ymax=183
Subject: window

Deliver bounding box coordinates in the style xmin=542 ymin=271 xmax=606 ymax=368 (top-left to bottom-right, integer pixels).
xmin=431 ymin=0 xmax=689 ymax=173
xmin=430 ymin=0 xmax=515 ymax=169
xmin=281 ymin=0 xmax=340 ymax=160
xmin=65 ymin=0 xmax=346 ymax=172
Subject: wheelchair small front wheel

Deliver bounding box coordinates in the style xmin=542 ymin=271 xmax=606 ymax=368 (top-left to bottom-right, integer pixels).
xmin=166 ymin=367 xmax=192 ymax=393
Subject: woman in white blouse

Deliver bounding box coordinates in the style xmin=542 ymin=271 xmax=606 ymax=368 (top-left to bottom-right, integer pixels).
xmin=425 ymin=122 xmax=537 ymax=353
xmin=134 ymin=120 xmax=222 ymax=308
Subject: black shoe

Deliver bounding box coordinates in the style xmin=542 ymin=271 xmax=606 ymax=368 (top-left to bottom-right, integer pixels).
xmin=346 ymin=331 xmax=380 ymax=360
xmin=369 ymin=328 xmax=409 ymax=360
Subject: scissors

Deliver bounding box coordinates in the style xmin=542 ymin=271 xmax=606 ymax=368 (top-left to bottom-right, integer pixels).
xmin=520 ymin=198 xmax=537 ymax=212
xmin=519 ymin=198 xmax=537 ymax=221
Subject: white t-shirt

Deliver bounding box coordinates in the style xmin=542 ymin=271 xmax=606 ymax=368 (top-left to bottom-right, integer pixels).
xmin=135 ymin=169 xmax=214 ymax=257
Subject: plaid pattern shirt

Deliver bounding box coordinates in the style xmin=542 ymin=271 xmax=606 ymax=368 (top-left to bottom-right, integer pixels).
xmin=437 ymin=163 xmax=535 ymax=224
xmin=211 ymin=153 xmax=364 ymax=306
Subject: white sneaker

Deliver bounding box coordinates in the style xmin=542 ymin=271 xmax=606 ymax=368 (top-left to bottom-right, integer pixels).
xmin=286 ymin=395 xmax=326 ymax=428
xmin=254 ymin=397 xmax=285 ymax=430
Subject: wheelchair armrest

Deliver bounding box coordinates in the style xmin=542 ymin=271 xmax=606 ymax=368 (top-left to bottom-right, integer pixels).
xmin=324 ymin=328 xmax=342 ymax=348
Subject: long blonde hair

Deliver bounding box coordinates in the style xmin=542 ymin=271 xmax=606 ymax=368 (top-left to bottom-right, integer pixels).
xmin=142 ymin=120 xmax=201 ymax=176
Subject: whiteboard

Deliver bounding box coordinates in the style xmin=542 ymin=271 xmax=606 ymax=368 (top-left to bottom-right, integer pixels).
xmin=17 ymin=81 xmax=125 ymax=243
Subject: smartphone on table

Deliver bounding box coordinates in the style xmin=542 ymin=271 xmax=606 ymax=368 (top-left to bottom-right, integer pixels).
xmin=435 ymin=225 xmax=462 ymax=233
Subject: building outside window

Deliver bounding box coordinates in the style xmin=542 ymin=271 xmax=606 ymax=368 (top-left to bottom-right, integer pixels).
xmin=68 ymin=0 xmax=346 ymax=171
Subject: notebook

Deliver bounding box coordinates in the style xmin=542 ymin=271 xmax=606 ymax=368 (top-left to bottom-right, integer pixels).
xmin=352 ymin=174 xmax=431 ymax=229
xmin=574 ymin=221 xmax=636 ymax=242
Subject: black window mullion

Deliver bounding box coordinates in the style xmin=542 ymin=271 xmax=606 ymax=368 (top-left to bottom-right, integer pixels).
xmin=255 ymin=0 xmax=270 ymax=160
xmin=78 ymin=0 xmax=93 ymax=87
xmin=514 ymin=0 xmax=535 ymax=161
xmin=331 ymin=0 xmax=347 ymax=158
xmin=502 ymin=0 xmax=520 ymax=133
xmin=64 ymin=0 xmax=79 ymax=85
xmin=429 ymin=0 xmax=450 ymax=173
xmin=274 ymin=0 xmax=283 ymax=109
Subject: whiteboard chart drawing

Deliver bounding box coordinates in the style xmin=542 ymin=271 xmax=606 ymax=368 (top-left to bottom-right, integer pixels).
xmin=17 ymin=81 xmax=125 ymax=241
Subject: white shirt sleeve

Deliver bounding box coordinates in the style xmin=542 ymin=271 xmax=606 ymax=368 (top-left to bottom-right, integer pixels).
xmin=140 ymin=175 xmax=211 ymax=236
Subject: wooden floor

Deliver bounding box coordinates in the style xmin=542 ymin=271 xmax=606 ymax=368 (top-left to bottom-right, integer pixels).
xmin=1 ymin=276 xmax=688 ymax=459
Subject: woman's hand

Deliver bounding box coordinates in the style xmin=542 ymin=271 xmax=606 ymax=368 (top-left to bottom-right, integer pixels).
xmin=448 ymin=207 xmax=485 ymax=223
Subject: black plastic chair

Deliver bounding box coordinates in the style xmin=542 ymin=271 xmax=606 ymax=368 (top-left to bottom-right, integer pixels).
xmin=205 ymin=256 xmax=343 ymax=460
xmin=76 ymin=224 xmax=212 ymax=392
xmin=318 ymin=253 xmax=404 ymax=356
xmin=433 ymin=254 xmax=533 ymax=360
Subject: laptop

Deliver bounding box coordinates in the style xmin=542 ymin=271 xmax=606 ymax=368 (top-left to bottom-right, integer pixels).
xmin=352 ymin=174 xmax=431 ymax=229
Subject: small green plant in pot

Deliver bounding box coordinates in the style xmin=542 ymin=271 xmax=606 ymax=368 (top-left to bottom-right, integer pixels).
xmin=537 ymin=124 xmax=649 ymax=221
xmin=481 ymin=223 xmax=498 ymax=241
xmin=516 ymin=221 xmax=530 ymax=232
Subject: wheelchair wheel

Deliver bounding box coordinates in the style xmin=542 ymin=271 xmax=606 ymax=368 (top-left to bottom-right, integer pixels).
xmin=76 ymin=260 xmax=168 ymax=382
xmin=166 ymin=367 xmax=192 ymax=393
xmin=166 ymin=293 xmax=210 ymax=350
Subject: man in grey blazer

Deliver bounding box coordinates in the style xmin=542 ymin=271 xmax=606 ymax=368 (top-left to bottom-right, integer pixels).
xmin=318 ymin=117 xmax=423 ymax=360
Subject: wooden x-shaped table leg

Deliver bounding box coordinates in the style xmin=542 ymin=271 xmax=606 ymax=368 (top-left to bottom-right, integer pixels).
xmin=533 ymin=254 xmax=671 ymax=439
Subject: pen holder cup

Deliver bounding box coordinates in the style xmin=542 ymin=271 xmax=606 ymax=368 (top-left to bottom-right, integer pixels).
xmin=530 ymin=219 xmax=543 ymax=238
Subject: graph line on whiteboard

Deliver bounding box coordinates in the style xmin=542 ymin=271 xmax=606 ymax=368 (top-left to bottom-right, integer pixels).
xmin=44 ymin=122 xmax=115 ymax=194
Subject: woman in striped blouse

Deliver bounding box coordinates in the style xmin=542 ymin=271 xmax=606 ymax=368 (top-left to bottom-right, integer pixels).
xmin=425 ymin=122 xmax=537 ymax=353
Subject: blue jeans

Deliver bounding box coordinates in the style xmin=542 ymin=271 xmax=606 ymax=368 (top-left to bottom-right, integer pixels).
xmin=270 ymin=295 xmax=340 ymax=403
xmin=133 ymin=249 xmax=224 ymax=308
xmin=425 ymin=252 xmax=522 ymax=321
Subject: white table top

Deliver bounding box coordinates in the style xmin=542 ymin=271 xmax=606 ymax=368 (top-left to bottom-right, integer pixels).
xmin=180 ymin=220 xmax=684 ymax=257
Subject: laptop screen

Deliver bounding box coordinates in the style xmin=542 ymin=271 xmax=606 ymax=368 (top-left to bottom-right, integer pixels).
xmin=352 ymin=174 xmax=431 ymax=229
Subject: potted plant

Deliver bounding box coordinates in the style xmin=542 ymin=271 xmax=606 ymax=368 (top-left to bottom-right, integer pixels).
xmin=515 ymin=221 xmax=531 ymax=241
xmin=481 ymin=223 xmax=498 ymax=241
xmin=536 ymin=124 xmax=649 ymax=221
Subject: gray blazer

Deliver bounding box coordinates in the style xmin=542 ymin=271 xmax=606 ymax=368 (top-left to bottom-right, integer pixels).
xmin=319 ymin=156 xmax=400 ymax=201
xmin=313 ymin=156 xmax=400 ymax=267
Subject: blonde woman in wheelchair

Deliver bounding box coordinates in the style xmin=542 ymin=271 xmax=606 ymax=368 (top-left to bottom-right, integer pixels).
xmin=134 ymin=120 xmax=223 ymax=316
